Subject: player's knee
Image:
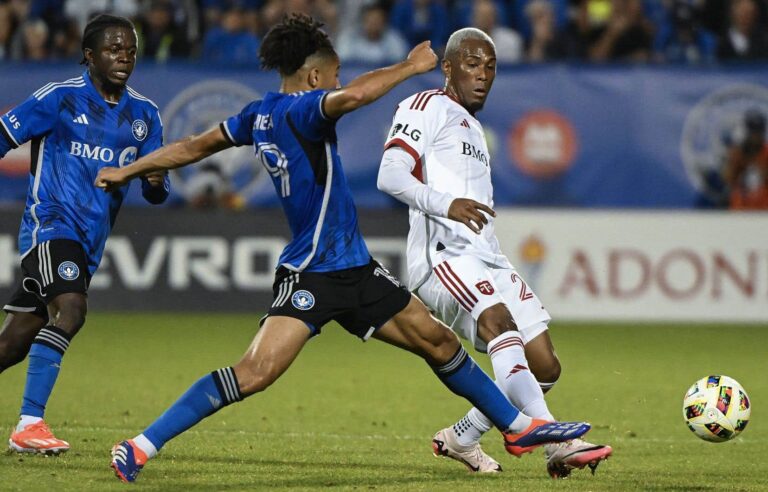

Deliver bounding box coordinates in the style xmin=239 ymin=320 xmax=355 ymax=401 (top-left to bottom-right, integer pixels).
xmin=49 ymin=295 xmax=88 ymax=335
xmin=477 ymin=304 xmax=517 ymax=341
xmin=534 ymin=358 xmax=561 ymax=386
xmin=235 ymin=364 xmax=280 ymax=396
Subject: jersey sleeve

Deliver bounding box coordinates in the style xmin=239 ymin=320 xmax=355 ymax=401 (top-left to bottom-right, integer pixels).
xmin=286 ymin=90 xmax=334 ymax=141
xmin=138 ymin=108 xmax=163 ymax=157
xmin=383 ymin=97 xmax=438 ymax=171
xmin=220 ymin=101 xmax=258 ymax=147
xmin=0 ymin=91 xmax=58 ymax=157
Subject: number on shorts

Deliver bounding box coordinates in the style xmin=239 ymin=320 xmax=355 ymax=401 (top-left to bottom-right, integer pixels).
xmin=510 ymin=273 xmax=533 ymax=301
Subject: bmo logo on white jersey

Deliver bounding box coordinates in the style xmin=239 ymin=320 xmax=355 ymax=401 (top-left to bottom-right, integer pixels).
xmin=461 ymin=141 xmax=488 ymax=166
xmin=70 ymin=141 xmax=114 ymax=162
xmin=390 ymin=123 xmax=421 ymax=142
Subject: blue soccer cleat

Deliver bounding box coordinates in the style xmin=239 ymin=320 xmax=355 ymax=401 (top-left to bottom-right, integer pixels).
xmin=111 ymin=440 xmax=148 ymax=483
xmin=503 ymin=419 xmax=591 ymax=457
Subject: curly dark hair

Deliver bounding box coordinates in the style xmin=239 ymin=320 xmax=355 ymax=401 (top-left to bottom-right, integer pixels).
xmin=80 ymin=14 xmax=135 ymax=65
xmin=259 ymin=13 xmax=336 ymax=76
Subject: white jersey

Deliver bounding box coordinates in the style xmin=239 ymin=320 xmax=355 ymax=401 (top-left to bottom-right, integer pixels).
xmin=384 ymin=90 xmax=512 ymax=289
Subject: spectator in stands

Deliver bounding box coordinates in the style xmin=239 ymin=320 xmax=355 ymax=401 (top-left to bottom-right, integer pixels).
xmin=717 ymin=0 xmax=768 ymax=61
xmin=261 ymin=0 xmax=337 ymax=37
xmin=202 ymin=5 xmax=260 ymax=64
xmin=655 ymin=0 xmax=716 ymax=64
xmin=19 ymin=17 xmax=47 ymax=59
xmin=134 ymin=0 xmax=191 ymax=62
xmin=525 ymin=0 xmax=569 ymax=62
xmin=64 ymin=0 xmax=139 ymax=33
xmin=390 ymin=0 xmax=450 ymax=52
xmin=725 ymin=109 xmax=768 ymax=209
xmin=471 ymin=0 xmax=523 ymax=64
xmin=336 ymin=2 xmax=408 ymax=64
xmin=0 ymin=3 xmax=13 ymax=59
xmin=589 ymin=0 xmax=653 ymax=62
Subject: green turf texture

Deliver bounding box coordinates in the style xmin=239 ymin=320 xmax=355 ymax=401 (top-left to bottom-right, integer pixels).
xmin=0 ymin=314 xmax=766 ymax=491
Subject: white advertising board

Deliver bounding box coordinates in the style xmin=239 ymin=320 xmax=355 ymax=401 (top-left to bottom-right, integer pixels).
xmin=493 ymin=210 xmax=768 ymax=323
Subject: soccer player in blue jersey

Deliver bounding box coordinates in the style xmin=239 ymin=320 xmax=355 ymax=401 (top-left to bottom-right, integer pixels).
xmin=95 ymin=14 xmax=590 ymax=483
xmin=0 ymin=14 xmax=169 ymax=455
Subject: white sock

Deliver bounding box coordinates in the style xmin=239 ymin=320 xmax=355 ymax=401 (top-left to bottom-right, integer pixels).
xmin=488 ymin=331 xmax=554 ymax=421
xmin=17 ymin=415 xmax=42 ymax=431
xmin=132 ymin=433 xmax=158 ymax=459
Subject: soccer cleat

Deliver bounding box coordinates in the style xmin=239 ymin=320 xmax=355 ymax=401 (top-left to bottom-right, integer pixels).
xmin=111 ymin=440 xmax=148 ymax=483
xmin=545 ymin=439 xmax=613 ymax=479
xmin=8 ymin=420 xmax=70 ymax=455
xmin=432 ymin=427 xmax=502 ymax=473
xmin=503 ymin=419 xmax=591 ymax=457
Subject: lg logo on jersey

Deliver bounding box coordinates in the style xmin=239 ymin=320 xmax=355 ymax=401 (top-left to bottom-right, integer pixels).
xmin=390 ymin=123 xmax=421 ymax=141
xmin=70 ymin=141 xmax=114 ymax=162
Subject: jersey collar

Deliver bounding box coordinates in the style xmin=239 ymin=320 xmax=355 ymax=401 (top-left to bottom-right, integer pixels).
xmin=83 ymin=70 xmax=129 ymax=112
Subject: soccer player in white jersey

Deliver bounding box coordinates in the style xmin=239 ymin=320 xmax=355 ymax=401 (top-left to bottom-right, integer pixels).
xmin=377 ymin=28 xmax=612 ymax=478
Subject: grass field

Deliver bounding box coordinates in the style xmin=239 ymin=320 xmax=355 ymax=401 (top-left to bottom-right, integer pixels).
xmin=0 ymin=314 xmax=766 ymax=491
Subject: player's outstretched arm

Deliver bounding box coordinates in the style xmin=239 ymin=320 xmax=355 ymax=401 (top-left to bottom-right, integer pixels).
xmin=95 ymin=126 xmax=232 ymax=191
xmin=323 ymin=41 xmax=437 ymax=119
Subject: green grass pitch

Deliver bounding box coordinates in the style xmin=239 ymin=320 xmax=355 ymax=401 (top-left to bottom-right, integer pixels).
xmin=0 ymin=313 xmax=766 ymax=491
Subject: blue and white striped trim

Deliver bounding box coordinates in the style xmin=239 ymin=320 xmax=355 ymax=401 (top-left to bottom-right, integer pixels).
xmin=34 ymin=327 xmax=71 ymax=354
xmin=434 ymin=347 xmax=468 ymax=375
xmin=284 ymin=141 xmax=334 ymax=273
xmin=212 ymin=367 xmax=242 ymax=405
xmin=33 ymin=77 xmax=85 ymax=100
xmin=127 ymin=87 xmax=159 ymax=109
xmin=21 ymin=136 xmax=47 ymax=257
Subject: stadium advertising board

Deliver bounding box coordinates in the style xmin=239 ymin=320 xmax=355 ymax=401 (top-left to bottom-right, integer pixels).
xmin=495 ymin=210 xmax=768 ymax=323
xmin=0 ymin=209 xmax=765 ymax=322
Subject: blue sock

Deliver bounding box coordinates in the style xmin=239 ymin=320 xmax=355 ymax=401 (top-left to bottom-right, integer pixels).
xmin=20 ymin=326 xmax=71 ymax=418
xmin=432 ymin=347 xmax=520 ymax=431
xmin=143 ymin=367 xmax=242 ymax=451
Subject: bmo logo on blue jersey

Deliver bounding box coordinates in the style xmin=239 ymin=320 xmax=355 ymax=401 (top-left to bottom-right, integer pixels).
xmin=70 ymin=141 xmax=114 ymax=162
xmin=291 ymin=290 xmax=315 ymax=310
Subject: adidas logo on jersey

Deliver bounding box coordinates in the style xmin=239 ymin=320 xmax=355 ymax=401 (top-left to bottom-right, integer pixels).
xmin=460 ymin=119 xmax=470 ymax=128
xmin=72 ymin=114 xmax=89 ymax=125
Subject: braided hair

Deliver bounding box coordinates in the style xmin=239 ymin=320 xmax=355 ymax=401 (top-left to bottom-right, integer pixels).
xmin=259 ymin=13 xmax=336 ymax=76
xmin=80 ymin=14 xmax=135 ymax=65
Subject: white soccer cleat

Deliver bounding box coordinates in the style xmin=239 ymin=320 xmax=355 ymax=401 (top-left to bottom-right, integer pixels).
xmin=545 ymin=438 xmax=613 ymax=479
xmin=432 ymin=427 xmax=502 ymax=473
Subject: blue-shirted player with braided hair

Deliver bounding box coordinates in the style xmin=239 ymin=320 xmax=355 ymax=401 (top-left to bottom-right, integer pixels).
xmin=96 ymin=13 xmax=590 ymax=483
xmin=0 ymin=14 xmax=169 ymax=455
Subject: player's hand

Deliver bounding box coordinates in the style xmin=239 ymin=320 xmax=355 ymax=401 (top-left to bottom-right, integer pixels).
xmin=95 ymin=167 xmax=129 ymax=192
xmin=447 ymin=198 xmax=496 ymax=234
xmin=406 ymin=41 xmax=438 ymax=74
xmin=145 ymin=171 xmax=167 ymax=187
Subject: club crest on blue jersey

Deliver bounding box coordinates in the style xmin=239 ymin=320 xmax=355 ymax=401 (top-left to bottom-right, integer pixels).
xmin=132 ymin=119 xmax=148 ymax=141
xmin=291 ymin=290 xmax=315 ymax=310
xmin=57 ymin=261 xmax=80 ymax=281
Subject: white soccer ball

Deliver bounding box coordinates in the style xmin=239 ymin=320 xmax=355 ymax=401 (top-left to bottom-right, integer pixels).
xmin=683 ymin=375 xmax=751 ymax=442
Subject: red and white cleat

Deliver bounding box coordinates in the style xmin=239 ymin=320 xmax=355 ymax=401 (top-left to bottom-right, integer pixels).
xmin=9 ymin=420 xmax=70 ymax=455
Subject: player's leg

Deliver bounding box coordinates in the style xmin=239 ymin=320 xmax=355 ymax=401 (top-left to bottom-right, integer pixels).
xmin=10 ymin=240 xmax=89 ymax=455
xmin=358 ymin=261 xmax=589 ymax=454
xmin=524 ymin=330 xmax=561 ymax=394
xmin=0 ymin=284 xmax=49 ymax=373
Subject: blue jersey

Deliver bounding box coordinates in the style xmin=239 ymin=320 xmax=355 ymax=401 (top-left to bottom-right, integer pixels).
xmin=0 ymin=71 xmax=169 ymax=275
xmin=222 ymin=90 xmax=370 ymax=272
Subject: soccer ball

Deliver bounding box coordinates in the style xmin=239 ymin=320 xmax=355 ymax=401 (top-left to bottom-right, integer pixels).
xmin=683 ymin=375 xmax=751 ymax=442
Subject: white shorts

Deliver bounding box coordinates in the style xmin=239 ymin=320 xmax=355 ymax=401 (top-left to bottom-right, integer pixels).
xmin=417 ymin=255 xmax=551 ymax=352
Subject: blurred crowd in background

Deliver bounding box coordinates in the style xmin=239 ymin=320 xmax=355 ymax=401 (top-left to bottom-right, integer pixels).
xmin=1 ymin=0 xmax=768 ymax=65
